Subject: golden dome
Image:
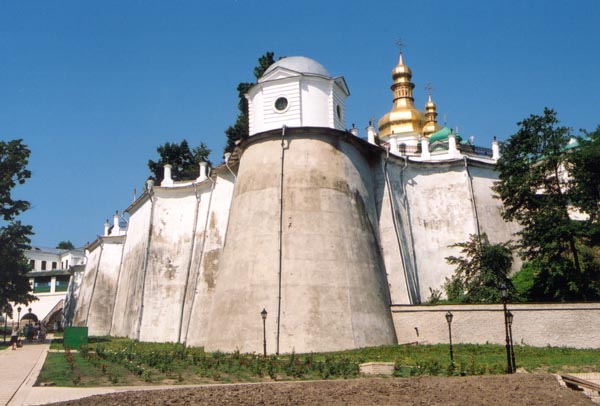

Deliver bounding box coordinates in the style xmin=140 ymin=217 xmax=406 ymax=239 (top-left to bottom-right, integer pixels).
xmin=378 ymin=53 xmax=425 ymax=139
xmin=422 ymin=94 xmax=442 ymax=137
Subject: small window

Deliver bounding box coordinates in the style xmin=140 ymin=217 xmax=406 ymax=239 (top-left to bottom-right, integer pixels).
xmin=336 ymin=104 xmax=342 ymax=119
xmin=52 ymin=262 xmax=57 ymax=270
xmin=41 ymin=260 xmax=47 ymax=271
xmin=274 ymin=97 xmax=288 ymax=112
xmin=29 ymin=259 xmax=35 ymax=269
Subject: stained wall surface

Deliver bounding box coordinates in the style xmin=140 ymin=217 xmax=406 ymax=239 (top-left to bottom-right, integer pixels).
xmin=110 ymin=195 xmax=152 ymax=338
xmin=72 ymin=244 xmax=102 ymax=326
xmin=183 ymin=172 xmax=235 ymax=347
xmin=74 ymin=131 xmax=528 ymax=352
xmin=85 ymin=236 xmax=124 ymax=335
xmin=138 ymin=187 xmax=198 ymax=342
xmin=205 ymin=131 xmax=397 ymax=354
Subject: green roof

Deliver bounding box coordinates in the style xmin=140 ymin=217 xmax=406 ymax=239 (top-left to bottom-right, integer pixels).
xmin=429 ymin=127 xmax=464 ymax=143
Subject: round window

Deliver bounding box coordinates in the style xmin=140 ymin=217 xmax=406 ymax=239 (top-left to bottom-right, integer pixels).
xmin=274 ymin=97 xmax=288 ymax=112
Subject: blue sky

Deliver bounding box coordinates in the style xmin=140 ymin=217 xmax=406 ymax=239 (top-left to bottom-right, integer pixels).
xmin=2 ymin=0 xmax=599 ymax=248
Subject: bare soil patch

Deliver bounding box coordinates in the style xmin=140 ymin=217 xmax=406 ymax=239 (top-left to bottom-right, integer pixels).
xmin=49 ymin=374 xmax=594 ymax=406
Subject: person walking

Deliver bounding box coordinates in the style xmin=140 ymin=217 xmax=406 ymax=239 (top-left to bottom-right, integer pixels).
xmin=10 ymin=326 xmax=19 ymax=350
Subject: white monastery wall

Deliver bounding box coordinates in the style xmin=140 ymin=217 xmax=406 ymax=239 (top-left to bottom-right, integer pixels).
xmin=72 ymin=244 xmax=102 ymax=326
xmin=138 ymin=187 xmax=198 ymax=342
xmin=85 ymin=236 xmax=124 ymax=336
xmin=110 ymin=195 xmax=152 ymax=338
xmin=401 ymin=162 xmax=478 ymax=302
xmin=184 ymin=171 xmax=235 ymax=347
xmin=205 ymin=130 xmax=396 ymax=354
xmin=468 ymin=163 xmax=522 ymax=271
xmin=63 ymin=267 xmax=85 ymax=326
xmin=375 ymin=157 xmax=417 ymax=305
xmin=392 ymin=303 xmax=600 ymax=349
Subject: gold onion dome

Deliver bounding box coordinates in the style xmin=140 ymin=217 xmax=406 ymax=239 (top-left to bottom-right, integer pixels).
xmin=378 ymin=53 xmax=426 ymax=139
xmin=422 ymin=94 xmax=442 ymax=137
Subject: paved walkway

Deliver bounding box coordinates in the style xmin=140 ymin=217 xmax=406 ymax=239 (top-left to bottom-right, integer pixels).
xmin=0 ymin=339 xmax=50 ymax=405
xmin=0 ymin=338 xmax=207 ymax=405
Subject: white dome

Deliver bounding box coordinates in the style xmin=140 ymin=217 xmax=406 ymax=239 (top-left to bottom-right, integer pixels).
xmin=263 ymin=56 xmax=330 ymax=78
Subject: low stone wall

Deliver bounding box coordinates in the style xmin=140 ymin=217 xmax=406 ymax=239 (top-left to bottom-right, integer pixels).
xmin=391 ymin=303 xmax=600 ymax=349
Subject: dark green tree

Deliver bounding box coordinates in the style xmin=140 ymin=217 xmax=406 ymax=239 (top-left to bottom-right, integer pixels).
xmin=568 ymin=125 xmax=600 ymax=244
xmin=56 ymin=240 xmax=75 ymax=250
xmin=0 ymin=139 xmax=36 ymax=312
xmin=444 ymin=233 xmax=513 ymax=303
xmin=224 ymin=51 xmax=276 ymax=153
xmin=148 ymin=140 xmax=211 ymax=182
xmin=494 ymin=109 xmax=600 ymax=301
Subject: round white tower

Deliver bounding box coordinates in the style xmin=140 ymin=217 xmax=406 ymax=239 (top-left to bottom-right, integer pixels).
xmin=204 ymin=57 xmax=396 ymax=354
xmin=246 ymin=56 xmax=350 ymax=135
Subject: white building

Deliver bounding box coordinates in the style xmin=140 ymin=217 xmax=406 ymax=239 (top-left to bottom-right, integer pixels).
xmin=6 ymin=246 xmax=85 ymax=330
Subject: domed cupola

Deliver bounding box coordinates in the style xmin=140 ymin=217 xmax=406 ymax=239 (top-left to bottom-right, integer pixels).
xmin=245 ymin=56 xmax=350 ymax=136
xmin=378 ymin=53 xmax=426 ymax=140
xmin=422 ymin=92 xmax=442 ymax=137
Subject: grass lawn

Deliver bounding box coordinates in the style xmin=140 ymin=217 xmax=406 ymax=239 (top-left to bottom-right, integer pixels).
xmin=36 ymin=337 xmax=600 ymax=387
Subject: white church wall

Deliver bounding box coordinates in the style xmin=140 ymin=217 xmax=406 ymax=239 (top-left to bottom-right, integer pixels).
xmin=374 ymin=157 xmax=416 ymax=306
xmin=85 ymin=236 xmax=124 ymax=336
xmin=300 ymin=77 xmax=330 ymax=128
xmin=261 ymin=79 xmax=301 ymax=132
xmin=138 ymin=187 xmax=198 ymax=343
xmin=204 ymin=131 xmax=396 ymax=354
xmin=110 ymin=195 xmax=153 ymax=338
xmin=402 ymin=162 xmax=478 ymax=302
xmin=72 ymin=242 xmax=102 ymax=326
xmin=467 ymin=163 xmax=522 ymax=272
xmin=332 ymin=82 xmax=346 ymax=130
xmin=63 ymin=267 xmax=85 ymax=327
xmin=183 ymin=170 xmax=235 ymax=346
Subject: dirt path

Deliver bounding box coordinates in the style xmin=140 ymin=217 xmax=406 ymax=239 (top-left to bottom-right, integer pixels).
xmin=49 ymin=374 xmax=594 ymax=405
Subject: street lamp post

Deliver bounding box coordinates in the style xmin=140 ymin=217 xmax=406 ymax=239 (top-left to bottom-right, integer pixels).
xmin=445 ymin=311 xmax=454 ymax=363
xmin=507 ymin=310 xmax=516 ymax=371
xmin=17 ymin=307 xmax=22 ymax=330
xmin=2 ymin=310 xmax=6 ymax=344
xmin=261 ymin=308 xmax=267 ymax=357
xmin=500 ymin=284 xmax=513 ymax=374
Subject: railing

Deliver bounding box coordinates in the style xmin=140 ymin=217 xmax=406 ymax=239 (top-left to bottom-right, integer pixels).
xmin=55 ymin=285 xmax=69 ymax=292
xmin=33 ymin=285 xmax=51 ymax=293
xmin=460 ymin=144 xmax=493 ymax=157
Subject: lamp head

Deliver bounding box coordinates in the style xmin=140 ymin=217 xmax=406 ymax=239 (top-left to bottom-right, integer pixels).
xmin=261 ymin=308 xmax=267 ymax=321
xmin=445 ymin=311 xmax=453 ymax=324
xmin=499 ymin=284 xmax=508 ymax=299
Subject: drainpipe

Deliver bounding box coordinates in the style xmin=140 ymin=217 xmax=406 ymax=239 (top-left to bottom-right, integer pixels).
xmin=135 ymin=185 xmax=156 ymax=341
xmin=464 ymin=156 xmax=482 ymax=241
xmin=383 ymin=153 xmax=416 ymax=304
xmin=183 ymin=173 xmax=216 ymax=344
xmin=177 ymin=181 xmax=202 ymax=343
xmin=276 ymin=125 xmax=286 ymax=355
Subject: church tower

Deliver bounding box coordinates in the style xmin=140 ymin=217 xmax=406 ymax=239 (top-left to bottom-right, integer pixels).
xmin=378 ymin=53 xmax=426 ymax=142
xmin=245 ymin=56 xmax=350 ymax=135
xmin=205 ymin=56 xmax=397 ymax=355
